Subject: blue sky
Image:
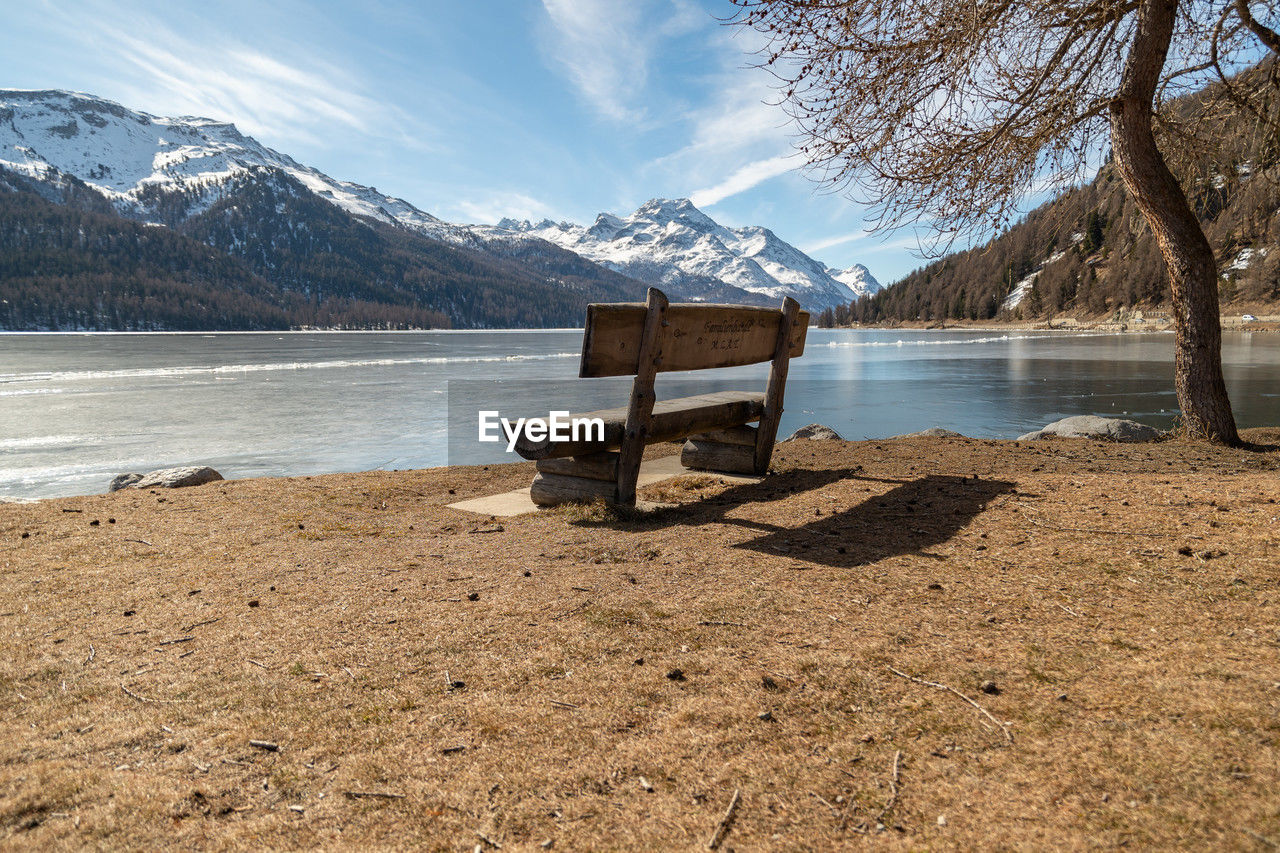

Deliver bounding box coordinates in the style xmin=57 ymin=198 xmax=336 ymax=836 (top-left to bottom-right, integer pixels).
xmin=1 ymin=0 xmax=932 ymax=282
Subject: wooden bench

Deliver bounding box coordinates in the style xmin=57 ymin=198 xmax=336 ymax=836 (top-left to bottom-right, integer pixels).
xmin=512 ymin=286 xmax=808 ymax=507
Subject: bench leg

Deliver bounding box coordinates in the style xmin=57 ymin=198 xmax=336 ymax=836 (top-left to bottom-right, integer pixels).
xmin=753 ymin=296 xmax=800 ymax=474
xmin=616 ymin=288 xmax=668 ymax=507
xmin=681 ymin=426 xmax=757 ymax=474
xmin=531 ymin=453 xmax=622 ymax=508
xmin=530 ymin=472 xmax=620 ymax=507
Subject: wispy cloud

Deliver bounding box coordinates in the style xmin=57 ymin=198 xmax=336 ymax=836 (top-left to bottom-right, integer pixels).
xmin=452 ymin=192 xmax=556 ymax=225
xmin=29 ymin=1 xmax=423 ymax=154
xmin=539 ymin=0 xmax=650 ymax=122
xmin=645 ymin=32 xmax=804 ymax=208
xmin=689 ymin=153 xmax=795 ymax=207
xmin=104 ymin=30 xmax=386 ymax=144
xmin=803 ymin=231 xmax=924 ymax=255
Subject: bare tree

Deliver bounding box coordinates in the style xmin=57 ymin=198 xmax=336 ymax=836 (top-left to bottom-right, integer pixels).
xmin=735 ymin=0 xmax=1280 ymax=444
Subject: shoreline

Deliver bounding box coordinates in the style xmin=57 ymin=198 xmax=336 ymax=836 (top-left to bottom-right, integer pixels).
xmin=4 ymin=318 xmax=1279 ymax=336
xmin=6 ymin=421 xmax=1277 ymax=504
xmin=835 ymin=312 xmax=1280 ymax=334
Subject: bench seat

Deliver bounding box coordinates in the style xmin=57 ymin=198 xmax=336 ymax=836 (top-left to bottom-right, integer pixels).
xmin=513 ymin=390 xmax=765 ymax=460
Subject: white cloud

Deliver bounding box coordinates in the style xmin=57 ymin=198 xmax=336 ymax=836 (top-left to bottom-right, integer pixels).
xmin=803 ymin=231 xmax=922 ymax=255
xmin=452 ymin=192 xmax=556 ymax=225
xmin=660 ymin=0 xmax=710 ymax=37
xmin=686 ymin=83 xmax=791 ymax=156
xmin=102 ymin=30 xmax=386 ymax=144
xmin=802 ymin=231 xmax=867 ymax=254
xmin=689 ymin=153 xmax=795 ymax=207
xmin=645 ymin=32 xmax=802 ymax=207
xmin=28 ymin=2 xmax=417 ymax=154
xmin=540 ymin=0 xmax=650 ymax=122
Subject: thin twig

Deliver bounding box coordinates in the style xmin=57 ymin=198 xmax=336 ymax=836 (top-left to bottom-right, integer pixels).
xmin=874 ymin=751 xmax=902 ymax=823
xmin=1245 ymin=828 xmax=1280 ymax=849
xmin=343 ymin=790 xmax=405 ymax=800
xmin=158 ymin=636 xmax=193 ymax=645
xmin=549 ymin=699 xmax=579 ymax=710
xmin=697 ymin=620 xmax=750 ymax=627
xmin=123 ymin=538 xmax=153 ymax=546
xmin=475 ymin=830 xmax=503 ymax=848
xmin=181 ymin=617 xmax=221 ymax=632
xmin=809 ymin=792 xmax=840 ymax=813
xmin=707 ymin=788 xmax=741 ymax=850
xmin=887 ymin=666 xmax=1014 ymax=744
xmin=120 ymin=683 xmax=193 ymax=704
xmin=246 ymin=659 xmax=268 ymax=669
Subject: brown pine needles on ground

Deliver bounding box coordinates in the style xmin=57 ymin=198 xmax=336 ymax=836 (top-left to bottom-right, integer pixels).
xmin=2 ymin=431 xmax=1279 ymax=849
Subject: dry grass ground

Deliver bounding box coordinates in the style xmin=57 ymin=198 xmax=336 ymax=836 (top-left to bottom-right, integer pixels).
xmin=2 ymin=433 xmax=1279 ymax=850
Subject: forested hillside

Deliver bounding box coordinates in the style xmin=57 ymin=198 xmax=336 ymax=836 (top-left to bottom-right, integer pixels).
xmin=822 ymin=71 xmax=1280 ymax=326
xmin=176 ymin=169 xmax=646 ymax=328
xmin=0 ymin=170 xmax=303 ymax=330
xmin=0 ymin=166 xmax=646 ymax=330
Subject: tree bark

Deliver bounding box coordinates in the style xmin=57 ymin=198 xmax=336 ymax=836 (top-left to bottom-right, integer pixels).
xmin=1109 ymin=0 xmax=1240 ymax=444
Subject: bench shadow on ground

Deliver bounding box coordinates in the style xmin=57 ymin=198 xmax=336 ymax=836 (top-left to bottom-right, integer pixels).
xmin=580 ymin=468 xmax=1017 ymax=569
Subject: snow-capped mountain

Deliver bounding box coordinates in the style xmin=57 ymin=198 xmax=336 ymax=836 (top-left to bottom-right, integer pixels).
xmin=826 ymin=263 xmax=881 ymax=298
xmin=1 ymin=89 xmax=878 ymax=316
xmin=0 ymin=88 xmax=472 ymax=243
xmin=486 ymin=198 xmax=880 ymax=309
xmin=1 ymin=89 xmax=656 ymax=329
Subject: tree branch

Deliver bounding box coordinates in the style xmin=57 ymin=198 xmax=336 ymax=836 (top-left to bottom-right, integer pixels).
xmin=1235 ymin=0 xmax=1280 ymax=54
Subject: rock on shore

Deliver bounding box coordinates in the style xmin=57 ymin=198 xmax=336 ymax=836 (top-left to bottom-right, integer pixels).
xmin=1017 ymin=415 xmax=1165 ymax=443
xmin=109 ymin=466 xmax=224 ymax=491
xmin=891 ymin=427 xmax=966 ymax=439
xmin=783 ymin=424 xmax=844 ymax=441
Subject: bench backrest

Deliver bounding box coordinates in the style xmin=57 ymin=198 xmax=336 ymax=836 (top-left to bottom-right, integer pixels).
xmin=580 ymin=302 xmax=810 ymax=377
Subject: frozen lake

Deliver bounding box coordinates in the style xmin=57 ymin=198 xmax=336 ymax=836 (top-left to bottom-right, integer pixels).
xmin=2 ymin=328 xmax=1278 ymax=500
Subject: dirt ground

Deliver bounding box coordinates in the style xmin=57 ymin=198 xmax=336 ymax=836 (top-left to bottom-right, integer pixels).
xmin=2 ymin=432 xmax=1279 ymax=850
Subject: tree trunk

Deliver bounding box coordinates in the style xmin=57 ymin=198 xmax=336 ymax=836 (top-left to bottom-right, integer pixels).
xmin=1109 ymin=0 xmax=1240 ymax=444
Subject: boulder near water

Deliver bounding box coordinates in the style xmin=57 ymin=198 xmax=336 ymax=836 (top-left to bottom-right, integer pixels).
xmin=109 ymin=466 xmax=223 ymax=491
xmin=891 ymin=427 xmax=966 ymax=439
xmin=1016 ymin=415 xmax=1166 ymax=443
xmin=783 ymin=424 xmax=843 ymax=441
xmin=108 ymin=473 xmax=144 ymax=492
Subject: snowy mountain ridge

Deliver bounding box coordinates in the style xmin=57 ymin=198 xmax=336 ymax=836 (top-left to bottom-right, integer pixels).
xmin=0 ymin=89 xmax=471 ymax=241
xmin=1 ymin=89 xmax=878 ymax=310
xmin=485 ymin=197 xmax=881 ymax=307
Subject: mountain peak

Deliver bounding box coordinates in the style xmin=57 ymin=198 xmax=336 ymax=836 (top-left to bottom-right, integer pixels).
xmin=632 ymin=197 xmax=720 ymax=233
xmin=635 ymin=197 xmax=701 ymax=218
xmin=636 ymin=196 xmax=695 ymax=212
xmin=488 ymin=197 xmax=880 ymax=308
xmin=826 ymin=263 xmax=881 ymax=295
